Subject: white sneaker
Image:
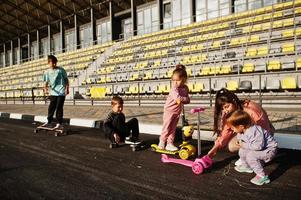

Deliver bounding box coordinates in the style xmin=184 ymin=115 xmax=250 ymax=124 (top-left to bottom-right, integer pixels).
xmin=158 ymin=140 xmax=165 ymax=150
xmin=165 ymin=143 xmax=178 ymax=151
xmin=54 ymin=123 xmax=60 ymax=129
xmin=235 ymin=159 xmax=242 ymax=166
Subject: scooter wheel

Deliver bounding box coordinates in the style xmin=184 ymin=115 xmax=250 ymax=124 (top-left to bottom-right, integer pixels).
xmin=192 ymin=162 xmax=204 ymax=175
xmin=179 ymin=149 xmax=189 ymax=160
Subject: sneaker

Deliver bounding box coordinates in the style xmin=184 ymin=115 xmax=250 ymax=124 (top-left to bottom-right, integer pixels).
xmin=235 ymin=159 xmax=242 ymax=166
xmin=157 ymin=140 xmax=165 ymax=150
xmin=54 ymin=123 xmax=60 ymax=129
xmin=41 ymin=122 xmax=52 ymax=128
xmin=234 ymin=165 xmax=254 ymax=173
xmin=125 ymin=137 xmax=141 ymax=144
xmin=165 ymin=143 xmax=178 ymax=151
xmin=250 ymin=175 xmax=270 ymax=185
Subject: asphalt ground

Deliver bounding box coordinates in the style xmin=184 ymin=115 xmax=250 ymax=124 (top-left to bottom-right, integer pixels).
xmin=0 ymin=118 xmax=300 ymax=200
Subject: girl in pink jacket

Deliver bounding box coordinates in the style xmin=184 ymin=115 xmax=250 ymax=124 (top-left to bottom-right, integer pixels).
xmin=158 ymin=64 xmax=190 ymax=151
xmin=207 ymin=89 xmax=274 ymax=165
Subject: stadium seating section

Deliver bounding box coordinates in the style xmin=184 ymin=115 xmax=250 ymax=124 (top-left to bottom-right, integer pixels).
xmin=1 ymin=1 xmax=301 ymax=100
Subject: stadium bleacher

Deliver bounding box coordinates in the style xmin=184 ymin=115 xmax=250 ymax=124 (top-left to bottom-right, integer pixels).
xmin=0 ymin=0 xmax=301 ymax=100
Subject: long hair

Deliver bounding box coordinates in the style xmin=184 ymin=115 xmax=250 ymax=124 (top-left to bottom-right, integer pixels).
xmin=213 ymin=88 xmax=245 ymax=135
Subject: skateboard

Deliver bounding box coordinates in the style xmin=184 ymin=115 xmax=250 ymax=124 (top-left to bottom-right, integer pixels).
xmin=34 ymin=123 xmax=67 ymax=137
xmin=161 ymin=154 xmax=213 ymax=175
xmin=151 ymin=141 xmax=196 ymax=160
xmin=109 ymin=141 xmax=147 ymax=152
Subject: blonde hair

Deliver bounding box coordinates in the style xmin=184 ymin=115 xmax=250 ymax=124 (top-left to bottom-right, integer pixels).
xmin=226 ymin=110 xmax=253 ymax=128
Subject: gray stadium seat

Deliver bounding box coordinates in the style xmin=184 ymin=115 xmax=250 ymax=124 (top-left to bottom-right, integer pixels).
xmin=239 ymin=80 xmax=252 ymax=91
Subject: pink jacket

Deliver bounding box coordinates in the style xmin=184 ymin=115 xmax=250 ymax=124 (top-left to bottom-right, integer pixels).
xmin=215 ymin=100 xmax=274 ymax=148
xmin=164 ymin=85 xmax=190 ymax=114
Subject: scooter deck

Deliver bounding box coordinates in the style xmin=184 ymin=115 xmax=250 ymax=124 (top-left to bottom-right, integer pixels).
xmin=151 ymin=144 xmax=179 ymax=155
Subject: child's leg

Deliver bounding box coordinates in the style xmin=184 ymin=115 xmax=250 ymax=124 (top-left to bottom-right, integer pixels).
xmin=112 ymin=115 xmax=126 ymax=142
xmin=166 ymin=114 xmax=180 ymax=144
xmin=246 ymin=149 xmax=277 ymax=176
xmin=47 ymin=96 xmax=57 ymax=124
xmin=238 ymin=148 xmax=250 ymax=167
xmin=246 ymin=150 xmax=266 ymax=176
xmin=55 ymin=96 xmax=65 ymax=125
xmin=160 ymin=111 xmax=176 ymax=143
xmin=125 ymin=118 xmax=139 ymax=138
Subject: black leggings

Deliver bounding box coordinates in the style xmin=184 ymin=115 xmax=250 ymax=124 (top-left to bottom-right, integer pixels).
xmin=47 ymin=96 xmax=65 ymax=124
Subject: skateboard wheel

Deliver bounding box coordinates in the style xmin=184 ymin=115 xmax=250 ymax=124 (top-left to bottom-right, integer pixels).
xmin=192 ymin=162 xmax=204 ymax=175
xmin=179 ymin=149 xmax=189 ymax=160
xmin=110 ymin=143 xmax=118 ymax=148
xmin=34 ymin=129 xmax=38 ymax=134
xmin=54 ymin=133 xmax=58 ymax=137
xmin=132 ymin=147 xmax=137 ymax=152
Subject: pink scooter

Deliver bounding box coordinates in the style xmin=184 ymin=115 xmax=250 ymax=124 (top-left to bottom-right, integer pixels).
xmin=161 ymin=154 xmax=212 ymax=175
xmin=161 ymin=107 xmax=213 ymax=174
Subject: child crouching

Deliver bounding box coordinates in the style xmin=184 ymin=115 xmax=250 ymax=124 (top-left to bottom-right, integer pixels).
xmin=226 ymin=110 xmax=277 ymax=185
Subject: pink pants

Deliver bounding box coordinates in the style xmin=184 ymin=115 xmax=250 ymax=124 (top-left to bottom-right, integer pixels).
xmin=160 ymin=111 xmax=180 ymax=144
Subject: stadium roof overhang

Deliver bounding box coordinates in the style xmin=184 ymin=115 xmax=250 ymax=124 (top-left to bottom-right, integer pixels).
xmin=0 ymin=0 xmax=152 ymax=44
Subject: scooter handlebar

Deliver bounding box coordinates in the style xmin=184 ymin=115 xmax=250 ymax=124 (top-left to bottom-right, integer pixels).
xmin=190 ymin=107 xmax=205 ymax=114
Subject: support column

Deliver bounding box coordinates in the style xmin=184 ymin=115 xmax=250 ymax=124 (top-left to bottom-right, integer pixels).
xmin=91 ymin=8 xmax=97 ymax=45
xmin=27 ymin=33 xmax=31 ymax=61
xmin=158 ymin=0 xmax=163 ymax=30
xmin=18 ymin=38 xmax=21 ymax=64
xmin=131 ymin=0 xmax=137 ymax=36
xmin=109 ymin=1 xmax=120 ymax=41
xmin=48 ymin=25 xmax=51 ymax=55
xmin=60 ymin=20 xmax=65 ymax=53
xmin=36 ymin=30 xmax=40 ymax=59
xmin=3 ymin=43 xmax=6 ymax=67
xmin=10 ymin=40 xmax=13 ymax=66
xmin=74 ymin=14 xmax=80 ymax=49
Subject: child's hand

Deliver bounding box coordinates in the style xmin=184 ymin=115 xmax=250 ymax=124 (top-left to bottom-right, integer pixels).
xmin=113 ymin=133 xmax=120 ymax=143
xmin=176 ymin=99 xmax=181 ymax=105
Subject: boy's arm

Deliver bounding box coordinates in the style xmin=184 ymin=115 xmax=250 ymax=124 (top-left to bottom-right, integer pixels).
xmin=43 ymin=72 xmax=49 ymax=95
xmin=62 ymin=68 xmax=69 ymax=95
xmin=103 ymin=113 xmax=116 ymax=138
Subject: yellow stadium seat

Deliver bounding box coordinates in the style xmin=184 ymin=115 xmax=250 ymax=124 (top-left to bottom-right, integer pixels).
xmin=90 ymin=87 xmax=106 ymax=98
xmin=144 ymin=72 xmax=153 ymax=80
xmin=129 ymin=73 xmax=139 ymax=81
xmin=257 ymin=46 xmax=268 ymax=56
xmin=246 ymin=48 xmax=257 ymax=57
xmin=226 ymin=80 xmax=238 ymax=91
xmin=154 ymin=60 xmax=161 ymax=68
xmin=281 ymin=77 xmax=297 ymax=89
xmin=191 ymin=83 xmax=204 ymax=93
xmin=249 ymin=35 xmax=260 ymax=43
xmin=212 ymin=41 xmax=221 ymax=48
xmin=267 ymin=60 xmax=281 ymax=70
xmin=220 ymin=65 xmax=232 ymax=74
xmin=209 ymin=66 xmax=221 ymax=75
xmin=188 ymin=83 xmax=194 ymax=92
xmin=296 ymin=28 xmax=301 ymax=36
xmin=282 ymin=43 xmax=295 ymax=53
xmin=282 ymin=30 xmax=294 ymax=38
xmin=283 ymin=19 xmax=294 ymax=27
xmin=167 ymin=69 xmax=174 ymax=78
xmin=242 ymin=63 xmax=255 ymax=73
xmin=200 ymin=67 xmax=210 ymax=76
xmin=272 ymin=20 xmax=283 ymax=28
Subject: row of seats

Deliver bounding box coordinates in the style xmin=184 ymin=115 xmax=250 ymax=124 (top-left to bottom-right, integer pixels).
xmin=82 ymin=74 xmax=301 ymax=98
xmin=120 ymin=1 xmax=301 ymax=49
xmin=85 ymin=58 xmax=301 ymax=85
